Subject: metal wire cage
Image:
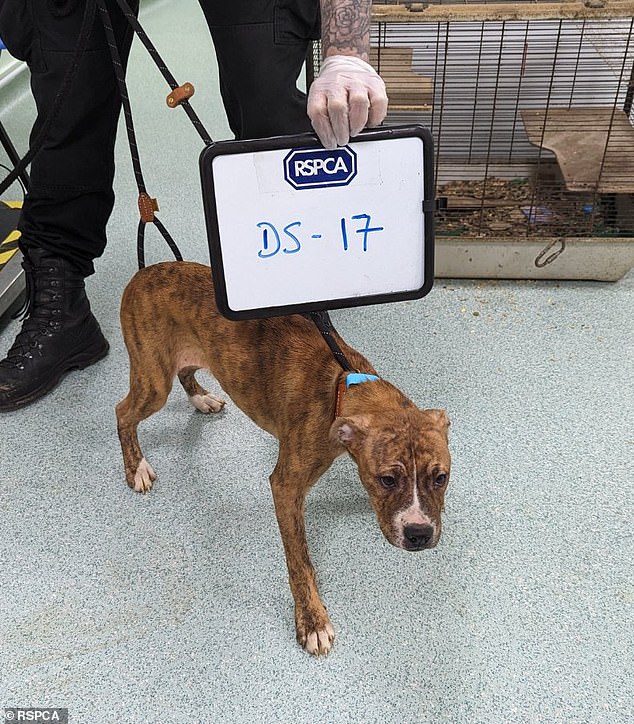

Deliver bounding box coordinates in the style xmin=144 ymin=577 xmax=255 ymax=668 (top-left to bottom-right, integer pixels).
xmin=309 ymin=1 xmax=634 ymax=277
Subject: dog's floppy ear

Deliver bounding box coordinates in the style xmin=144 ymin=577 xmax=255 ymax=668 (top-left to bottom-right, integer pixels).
xmin=330 ymin=415 xmax=371 ymax=449
xmin=424 ymin=409 xmax=451 ymax=431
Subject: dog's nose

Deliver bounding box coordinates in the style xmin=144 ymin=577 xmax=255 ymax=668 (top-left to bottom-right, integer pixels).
xmin=403 ymin=524 xmax=434 ymax=550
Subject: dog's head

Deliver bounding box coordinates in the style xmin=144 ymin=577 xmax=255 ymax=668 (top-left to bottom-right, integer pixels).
xmin=331 ymin=403 xmax=451 ymax=551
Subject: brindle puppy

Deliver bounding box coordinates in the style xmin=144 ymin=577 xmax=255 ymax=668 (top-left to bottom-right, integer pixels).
xmin=116 ymin=261 xmax=451 ymax=656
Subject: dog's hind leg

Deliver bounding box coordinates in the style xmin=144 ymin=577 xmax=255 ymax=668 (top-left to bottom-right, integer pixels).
xmin=116 ymin=361 xmax=173 ymax=494
xmin=177 ymin=366 xmax=225 ymax=414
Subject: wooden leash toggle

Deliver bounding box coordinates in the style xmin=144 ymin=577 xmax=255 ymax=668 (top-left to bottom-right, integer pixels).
xmin=166 ymin=82 xmax=195 ymax=108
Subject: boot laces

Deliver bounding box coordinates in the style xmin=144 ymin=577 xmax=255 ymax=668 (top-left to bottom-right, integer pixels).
xmin=1 ymin=256 xmax=67 ymax=369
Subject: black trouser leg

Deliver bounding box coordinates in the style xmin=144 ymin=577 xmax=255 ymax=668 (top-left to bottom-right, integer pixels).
xmin=0 ymin=0 xmax=138 ymax=277
xmin=198 ymin=0 xmax=320 ymax=140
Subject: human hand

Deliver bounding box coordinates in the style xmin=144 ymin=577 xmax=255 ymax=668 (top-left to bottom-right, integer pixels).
xmin=307 ymin=55 xmax=388 ymax=149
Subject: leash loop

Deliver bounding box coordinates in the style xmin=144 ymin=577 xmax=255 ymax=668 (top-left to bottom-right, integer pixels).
xmin=136 ymin=216 xmax=183 ymax=270
xmin=96 ymin=0 xmax=184 ymax=268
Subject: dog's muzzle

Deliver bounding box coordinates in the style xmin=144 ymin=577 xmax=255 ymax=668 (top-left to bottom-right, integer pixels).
xmin=402 ymin=523 xmax=435 ymax=551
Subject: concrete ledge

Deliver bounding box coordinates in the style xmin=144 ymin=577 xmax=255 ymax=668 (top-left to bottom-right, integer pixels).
xmin=436 ymin=236 xmax=634 ymax=281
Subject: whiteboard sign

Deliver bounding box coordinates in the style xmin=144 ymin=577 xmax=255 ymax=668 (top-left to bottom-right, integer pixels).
xmin=199 ymin=126 xmax=435 ymax=320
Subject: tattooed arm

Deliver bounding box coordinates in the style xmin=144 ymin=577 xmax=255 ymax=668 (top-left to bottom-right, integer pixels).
xmin=321 ymin=0 xmax=372 ymax=61
xmin=307 ymin=0 xmax=388 ymax=149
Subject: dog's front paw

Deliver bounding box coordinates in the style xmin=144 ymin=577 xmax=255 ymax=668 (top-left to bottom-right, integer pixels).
xmin=130 ymin=457 xmax=156 ymax=494
xmin=296 ymin=608 xmax=335 ymax=656
xmin=189 ymin=393 xmax=225 ymax=414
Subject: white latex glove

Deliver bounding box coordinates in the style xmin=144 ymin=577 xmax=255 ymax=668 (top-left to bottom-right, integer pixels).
xmin=307 ymin=55 xmax=388 ymax=150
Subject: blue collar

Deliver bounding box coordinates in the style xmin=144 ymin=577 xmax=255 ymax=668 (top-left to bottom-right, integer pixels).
xmin=346 ymin=373 xmax=380 ymax=388
xmin=336 ymin=373 xmax=380 ymax=417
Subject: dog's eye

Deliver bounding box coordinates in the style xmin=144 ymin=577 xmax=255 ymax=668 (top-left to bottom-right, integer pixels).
xmin=434 ymin=473 xmax=448 ymax=488
xmin=378 ymin=475 xmax=397 ymax=490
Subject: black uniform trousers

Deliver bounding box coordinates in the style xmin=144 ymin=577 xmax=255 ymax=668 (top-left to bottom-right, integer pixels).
xmin=0 ymin=0 xmax=319 ymax=276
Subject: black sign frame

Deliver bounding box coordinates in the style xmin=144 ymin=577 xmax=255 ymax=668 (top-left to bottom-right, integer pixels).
xmin=199 ymin=125 xmax=435 ymax=320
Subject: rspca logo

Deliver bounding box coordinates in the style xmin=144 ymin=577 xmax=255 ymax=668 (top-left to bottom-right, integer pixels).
xmin=284 ymin=147 xmax=357 ymax=190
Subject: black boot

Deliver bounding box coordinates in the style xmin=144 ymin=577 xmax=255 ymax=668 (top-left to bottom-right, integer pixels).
xmin=0 ymin=248 xmax=109 ymax=411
